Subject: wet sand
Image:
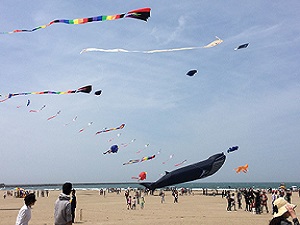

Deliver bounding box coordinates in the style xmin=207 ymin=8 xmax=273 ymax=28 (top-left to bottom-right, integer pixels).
xmin=1 ymin=190 xmax=298 ymax=225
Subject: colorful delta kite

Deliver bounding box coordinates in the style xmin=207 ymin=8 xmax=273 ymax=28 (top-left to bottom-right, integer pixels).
xmin=47 ymin=110 xmax=61 ymax=121
xmin=234 ymin=43 xmax=249 ymax=51
xmin=103 ymin=145 xmax=119 ymax=154
xmin=131 ymin=171 xmax=147 ymax=181
xmin=235 ymin=164 xmax=248 ymax=173
xmin=0 ymin=85 xmax=92 ymax=103
xmin=186 ymin=70 xmax=197 ymax=77
xmin=141 ymin=154 xmax=155 ymax=162
xmin=227 ymin=146 xmax=239 ymax=153
xmin=80 ymin=36 xmax=224 ymax=54
xmin=95 ymin=123 xmax=125 ymax=135
xmin=1 ymin=8 xmax=151 ymax=34
xmin=123 ymin=151 xmax=159 ymax=165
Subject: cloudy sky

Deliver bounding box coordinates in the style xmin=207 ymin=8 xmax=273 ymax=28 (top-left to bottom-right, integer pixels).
xmin=1 ymin=0 xmax=300 ymax=185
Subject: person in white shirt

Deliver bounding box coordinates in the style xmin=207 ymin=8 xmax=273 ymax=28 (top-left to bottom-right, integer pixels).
xmin=16 ymin=193 xmax=37 ymax=225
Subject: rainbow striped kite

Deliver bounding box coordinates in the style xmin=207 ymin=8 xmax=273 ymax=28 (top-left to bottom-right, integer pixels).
xmin=1 ymin=8 xmax=151 ymax=34
xmin=0 ymin=85 xmax=92 ymax=102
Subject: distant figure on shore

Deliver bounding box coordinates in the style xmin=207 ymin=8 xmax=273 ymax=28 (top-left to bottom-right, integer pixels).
xmin=140 ymin=196 xmax=145 ymax=209
xmin=261 ymin=190 xmax=269 ymax=213
xmin=226 ymin=191 xmax=232 ymax=211
xmin=71 ymin=189 xmax=77 ymax=223
xmin=127 ymin=196 xmax=132 ymax=210
xmin=272 ymin=190 xmax=278 ymax=215
xmin=230 ymin=193 xmax=237 ymax=211
xmin=131 ymin=197 xmax=137 ymax=210
xmin=124 ymin=190 xmax=129 ymax=203
xmin=269 ymin=197 xmax=299 ymax=225
xmin=54 ymin=182 xmax=73 ymax=225
xmin=285 ymin=189 xmax=292 ymax=203
xmin=254 ymin=189 xmax=261 ymax=214
xmin=172 ymin=190 xmax=179 ymax=203
xmin=16 ymin=193 xmax=37 ymax=225
xmin=159 ymin=191 xmax=165 ymax=203
xmin=237 ymin=191 xmax=242 ymax=209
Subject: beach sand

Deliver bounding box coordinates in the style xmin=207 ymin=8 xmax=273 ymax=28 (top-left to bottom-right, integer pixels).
xmin=1 ymin=189 xmax=299 ymax=225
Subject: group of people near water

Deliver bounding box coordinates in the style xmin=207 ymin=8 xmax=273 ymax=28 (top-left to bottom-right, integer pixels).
xmin=224 ymin=188 xmax=270 ymax=213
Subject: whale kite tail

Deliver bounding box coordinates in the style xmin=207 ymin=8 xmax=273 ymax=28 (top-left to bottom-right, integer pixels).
xmin=140 ymin=182 xmax=154 ymax=190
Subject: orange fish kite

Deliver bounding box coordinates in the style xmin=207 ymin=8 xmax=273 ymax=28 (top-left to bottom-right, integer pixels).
xmin=234 ymin=164 xmax=248 ymax=173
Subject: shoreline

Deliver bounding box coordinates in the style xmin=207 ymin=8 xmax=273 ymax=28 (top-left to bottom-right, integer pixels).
xmin=1 ymin=181 xmax=299 ymax=190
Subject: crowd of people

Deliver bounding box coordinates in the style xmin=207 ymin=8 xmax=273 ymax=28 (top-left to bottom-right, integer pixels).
xmin=12 ymin=184 xmax=300 ymax=225
xmin=223 ymin=188 xmax=294 ymax=215
xmin=222 ymin=187 xmax=299 ymax=224
xmin=124 ymin=189 xmax=145 ymax=210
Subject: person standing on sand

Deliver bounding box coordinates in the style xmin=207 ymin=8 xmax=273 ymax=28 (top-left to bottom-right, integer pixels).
xmin=127 ymin=196 xmax=132 ymax=210
xmin=16 ymin=193 xmax=37 ymax=225
xmin=71 ymin=189 xmax=77 ymax=223
xmin=54 ymin=182 xmax=73 ymax=225
xmin=159 ymin=191 xmax=165 ymax=203
xmin=131 ymin=197 xmax=137 ymax=210
xmin=172 ymin=190 xmax=179 ymax=203
xmin=140 ymin=196 xmax=145 ymax=209
xmin=261 ymin=190 xmax=269 ymax=213
xmin=269 ymin=197 xmax=299 ymax=225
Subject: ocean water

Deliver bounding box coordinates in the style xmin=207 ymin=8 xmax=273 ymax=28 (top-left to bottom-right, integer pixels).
xmin=2 ymin=182 xmax=300 ymax=191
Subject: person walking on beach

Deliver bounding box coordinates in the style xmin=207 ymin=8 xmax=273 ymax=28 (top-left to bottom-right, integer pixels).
xmin=269 ymin=197 xmax=299 ymax=225
xmin=16 ymin=193 xmax=37 ymax=225
xmin=71 ymin=189 xmax=77 ymax=223
xmin=54 ymin=182 xmax=73 ymax=225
